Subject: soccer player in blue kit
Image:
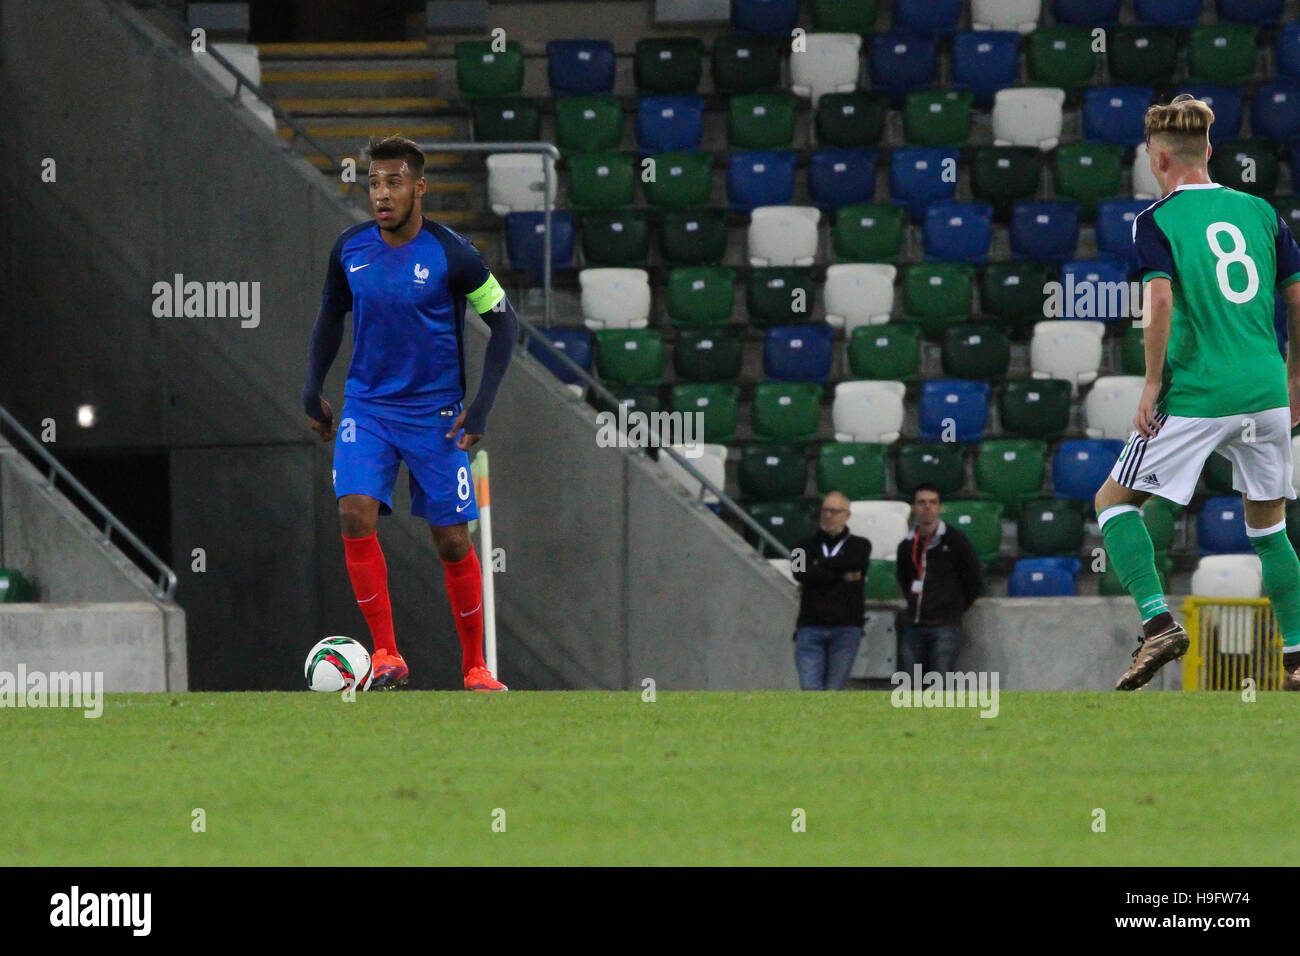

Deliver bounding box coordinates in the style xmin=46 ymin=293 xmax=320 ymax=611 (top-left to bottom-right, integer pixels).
xmin=301 ymin=136 xmax=516 ymax=690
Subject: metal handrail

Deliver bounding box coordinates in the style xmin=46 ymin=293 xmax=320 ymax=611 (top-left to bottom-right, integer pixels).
xmin=0 ymin=406 xmax=178 ymax=601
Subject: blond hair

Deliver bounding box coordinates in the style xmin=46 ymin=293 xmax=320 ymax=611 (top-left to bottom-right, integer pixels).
xmin=1144 ymin=93 xmax=1215 ymax=162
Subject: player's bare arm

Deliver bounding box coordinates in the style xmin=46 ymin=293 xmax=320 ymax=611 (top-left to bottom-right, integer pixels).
xmin=1135 ymin=277 xmax=1172 ymax=439
xmin=1285 ymin=281 xmax=1300 ymax=427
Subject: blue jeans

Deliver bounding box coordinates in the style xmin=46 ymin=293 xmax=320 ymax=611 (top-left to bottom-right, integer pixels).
xmin=795 ymin=626 xmax=864 ymax=690
xmin=897 ymin=624 xmax=964 ymax=677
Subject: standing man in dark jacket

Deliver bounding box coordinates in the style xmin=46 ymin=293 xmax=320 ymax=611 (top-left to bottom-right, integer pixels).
xmin=791 ymin=491 xmax=873 ymax=690
xmin=895 ymin=483 xmax=983 ymax=676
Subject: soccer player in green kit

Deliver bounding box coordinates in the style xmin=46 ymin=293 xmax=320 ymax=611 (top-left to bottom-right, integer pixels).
xmin=1094 ymin=94 xmax=1300 ymax=690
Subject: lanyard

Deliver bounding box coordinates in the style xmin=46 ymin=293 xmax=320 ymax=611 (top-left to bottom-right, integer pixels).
xmin=822 ymin=535 xmax=847 ymax=559
xmin=911 ymin=530 xmax=932 ymax=579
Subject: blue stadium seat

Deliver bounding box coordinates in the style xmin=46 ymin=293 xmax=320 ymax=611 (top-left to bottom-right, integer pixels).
xmin=1278 ymin=23 xmax=1300 ymax=79
xmin=547 ymin=40 xmax=617 ymax=96
xmin=727 ymin=150 xmax=797 ymax=211
xmin=1008 ymin=557 xmax=1080 ymax=596
xmin=1083 ymin=86 xmax=1154 ymax=145
xmin=1096 ymin=199 xmax=1152 ymax=267
xmin=1251 ymin=82 xmax=1300 ymax=141
xmin=808 ymin=149 xmax=877 ymax=211
xmin=890 ymin=147 xmax=960 ymax=222
xmin=1217 ymin=0 xmax=1284 ymax=25
xmin=923 ymin=200 xmax=994 ymax=264
xmin=1010 ymin=201 xmax=1080 ymax=263
xmin=636 ymin=96 xmax=705 ymax=153
xmin=732 ymin=0 xmax=800 ymax=35
xmin=893 ymin=0 xmax=962 ymax=36
xmin=763 ymin=324 xmax=835 ymax=382
xmin=1054 ymin=0 xmax=1121 ymax=27
xmin=1052 ymin=439 xmax=1124 ymax=504
xmin=951 ymin=31 xmax=1021 ymax=109
xmin=1198 ymin=496 xmax=1252 ymax=555
xmin=505 ymin=212 xmax=575 ymax=281
xmin=527 ymin=327 xmax=592 ymax=386
xmin=1179 ymin=84 xmax=1244 ymax=143
xmin=869 ymin=33 xmax=938 ymax=108
xmin=919 ymin=379 xmax=991 ymax=443
xmin=1134 ymin=0 xmax=1204 ymax=27
xmin=1059 ymin=257 xmax=1135 ymax=322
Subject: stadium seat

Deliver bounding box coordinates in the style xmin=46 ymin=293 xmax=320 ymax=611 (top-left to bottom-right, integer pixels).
xmin=848 ymin=500 xmax=913 ymax=556
xmin=1198 ymin=496 xmax=1252 ymax=555
xmin=903 ymin=90 xmax=974 ymax=147
xmin=1052 ymin=439 xmax=1124 ymax=504
xmin=890 ymin=147 xmax=961 ymax=222
xmin=1277 ymin=195 xmax=1300 ymax=242
xmin=1134 ymin=0 xmax=1203 ymax=26
xmin=941 ymin=500 xmax=1005 ymax=563
xmin=672 ymin=383 xmax=740 ymax=444
xmin=974 ymin=438 xmax=1048 ymax=514
xmin=505 ymin=212 xmax=575 ymax=281
xmin=752 ymin=381 xmax=824 ymax=443
xmin=1251 ymin=82 xmax=1300 ymax=141
xmin=894 ymin=0 xmax=960 ymax=35
xmin=992 ymin=88 xmax=1066 ymax=151
xmin=1084 ymin=376 xmax=1145 ymax=440
xmin=808 ymin=149 xmax=877 ymax=211
xmin=833 ymin=380 xmax=906 ymax=444
xmin=643 ymin=151 xmax=713 ymax=209
xmin=728 ymin=92 xmax=798 ymax=149
xmin=1030 ymin=320 xmax=1105 ymax=393
xmin=635 ymin=37 xmax=704 ymax=94
xmin=1053 ymin=0 xmax=1120 ymax=27
xmin=1277 ymin=23 xmax=1300 ymax=79
xmin=596 ymin=328 xmax=664 ymax=386
xmin=764 ymin=324 xmax=835 ymax=382
xmin=580 ymin=210 xmax=650 ymax=267
xmin=547 ymin=40 xmax=616 ymax=96
xmin=1000 ymin=378 xmax=1073 ymax=439
xmin=1053 ymin=143 xmax=1124 ymax=219
xmin=1017 ymin=498 xmax=1085 ymax=555
xmin=455 ymin=40 xmax=525 ymax=98
xmin=923 ymin=200 xmax=994 ymax=264
xmin=581 ymin=268 xmax=651 ymax=329
xmin=1108 ymin=26 xmax=1179 ymax=85
xmin=471 ymin=98 xmax=541 ymax=142
xmin=748 ymin=500 xmax=817 ymax=551
xmin=847 ymin=323 xmax=921 ymax=381
xmin=970 ymin=147 xmax=1042 ymax=216
xmin=865 ymin=559 xmax=905 ymax=600
xmin=636 ymin=96 xmax=705 ymax=153
xmin=1058 ymin=257 xmax=1135 ymax=323
xmin=528 ymin=327 xmax=592 ymax=389
xmin=824 ymin=263 xmax=896 ymax=333
xmin=1209 ymin=139 xmax=1280 ymax=197
xmin=902 ymin=262 xmax=974 ymax=340
xmin=979 ymin=260 xmax=1053 ymax=334
xmin=1026 ymin=28 xmax=1097 ymax=94
xmin=971 ymin=0 xmax=1041 ymax=33
xmin=748 ymin=267 xmax=817 ymax=329
xmin=739 ymin=443 xmax=808 ymax=500
xmin=833 ymin=203 xmax=906 ymax=262
xmin=817 ymin=442 xmax=889 ymax=499
xmin=732 ymin=0 xmax=801 ymax=36
xmin=811 ymin=0 xmax=878 ymax=33
xmin=727 ymin=150 xmax=797 ymax=211
xmin=660 ymin=208 xmax=729 ymax=265
xmin=0 ymin=569 xmax=33 ymax=603
xmin=791 ymin=33 xmax=863 ymax=105
xmin=712 ymin=34 xmax=783 ymax=94
xmin=597 ymin=385 xmax=661 ymax=419
xmin=941 ymin=322 xmax=1011 ymax=380
xmin=554 ymin=96 xmax=624 ymax=154
xmin=749 ymin=206 xmax=821 ymax=266
xmin=1217 ymin=0 xmax=1283 ymax=25
xmin=1129 ymin=144 xmax=1162 ymax=201
xmin=1083 ymin=86 xmax=1154 ymax=145
xmin=1010 ymin=200 xmax=1079 ymax=262
xmin=1202 ymin=450 xmax=1237 ymax=495
xmin=1179 ymin=84 xmax=1244 ymax=144
xmin=1008 ymin=558 xmax=1079 ymax=596
xmin=674 ymin=325 xmax=744 ymax=383
xmin=568 ymin=152 xmax=636 ymax=209
xmin=815 ymin=92 xmax=889 ymax=148
xmin=1187 ymin=24 xmax=1258 ymax=85
xmin=919 ymin=379 xmax=991 ymax=443
xmin=869 ymin=32 xmax=938 ymax=107
xmin=1119 ymin=322 xmax=1146 ymax=376
xmin=658 ymin=443 xmax=727 ymax=505
xmin=1191 ymin=554 xmax=1263 ymax=597
xmin=896 ymin=442 xmax=966 ymax=498
xmin=1095 ymin=199 xmax=1151 ymax=265
xmin=666 ymin=266 xmax=736 ymax=328
xmin=951 ymin=31 xmax=1021 ymax=108
xmin=487 ymin=154 xmax=556 ymax=215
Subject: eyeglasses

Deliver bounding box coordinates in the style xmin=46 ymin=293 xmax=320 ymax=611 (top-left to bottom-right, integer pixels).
xmin=820 ymin=507 xmax=848 ymax=515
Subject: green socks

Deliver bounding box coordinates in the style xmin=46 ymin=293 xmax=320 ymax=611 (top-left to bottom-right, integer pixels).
xmin=1099 ymin=505 xmax=1168 ymax=622
xmin=1248 ymin=524 xmax=1300 ymax=650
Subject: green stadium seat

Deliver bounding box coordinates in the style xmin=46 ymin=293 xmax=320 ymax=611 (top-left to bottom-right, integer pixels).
xmin=673 ymin=325 xmax=744 ymax=382
xmin=712 ymin=34 xmax=783 ymax=94
xmin=811 ymin=0 xmax=878 ymax=33
xmin=643 ymin=151 xmax=714 ymax=209
xmin=1108 ymin=26 xmax=1179 ymax=85
xmin=1053 ymin=142 xmax=1124 ymax=219
xmin=896 ymin=442 xmax=966 ymax=498
xmin=902 ymin=263 xmax=974 ymax=341
xmin=0 ymin=569 xmax=33 ymax=602
xmin=666 ymin=266 xmax=736 ymax=328
xmin=739 ymin=443 xmax=809 ymax=500
xmin=1026 ymin=27 xmax=1098 ymax=94
xmin=1120 ymin=322 xmax=1146 ymax=376
xmin=580 ymin=210 xmax=650 ymax=266
xmin=747 ymin=267 xmax=817 ymax=329
xmin=817 ymin=442 xmax=889 ymax=499
xmin=455 ymin=40 xmax=525 ymax=98
xmin=747 ymin=499 xmax=817 ymax=552
xmin=941 ymin=322 xmax=1011 ymax=381
xmin=596 ymin=329 xmax=665 ymax=386
xmin=865 ymin=559 xmax=904 ymax=600
xmin=1273 ymin=195 xmax=1300 ymax=238
xmin=635 ymin=37 xmax=704 ymax=94
xmin=979 ymin=261 xmax=1053 ymax=337
xmin=847 ymin=324 xmax=922 ymax=382
xmin=568 ymin=152 xmax=636 ymax=210
xmin=471 ymin=97 xmax=541 ymax=142
xmin=728 ymin=93 xmax=798 ymax=149
xmin=815 ymin=91 xmax=888 ymax=148
xmin=1202 ymin=450 xmax=1237 ymax=494
xmin=661 ymin=208 xmax=729 ymax=265
xmin=999 ymin=378 xmax=1072 ymax=439
xmin=596 ymin=386 xmax=662 ymax=417
xmin=752 ymin=381 xmax=823 ymax=444
xmin=672 ymin=383 xmax=740 ymax=443
xmin=903 ymin=90 xmax=974 ymax=147
xmin=974 ymin=438 xmax=1048 ymax=515
xmin=941 ymin=500 xmax=1004 ymax=564
xmin=833 ymin=203 xmax=906 ymax=262
xmin=1017 ymin=498 xmax=1085 ymax=555
xmin=1188 ymin=24 xmax=1258 ymax=84
xmin=555 ymin=96 xmax=624 ymax=154
xmin=1209 ymin=139 xmax=1279 ymax=197
xmin=970 ymin=147 xmax=1042 ymax=217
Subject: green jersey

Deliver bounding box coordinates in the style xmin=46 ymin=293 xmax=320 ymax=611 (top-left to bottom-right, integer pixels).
xmin=1134 ymin=182 xmax=1300 ymax=418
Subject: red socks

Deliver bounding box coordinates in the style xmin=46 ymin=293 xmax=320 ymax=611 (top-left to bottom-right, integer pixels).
xmin=342 ymin=532 xmax=397 ymax=656
xmin=443 ymin=546 xmax=486 ymax=675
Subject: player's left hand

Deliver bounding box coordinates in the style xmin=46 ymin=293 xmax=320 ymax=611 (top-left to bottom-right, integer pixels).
xmin=446 ymin=409 xmax=482 ymax=451
xmin=1133 ymin=382 xmax=1162 ymax=439
xmin=1289 ymin=377 xmax=1300 ymax=428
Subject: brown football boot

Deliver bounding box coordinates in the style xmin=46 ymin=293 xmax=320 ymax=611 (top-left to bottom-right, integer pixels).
xmin=1115 ymin=621 xmax=1190 ymax=691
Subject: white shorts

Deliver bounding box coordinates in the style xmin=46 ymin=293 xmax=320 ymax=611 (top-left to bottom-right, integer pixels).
xmin=1108 ymin=406 xmax=1297 ymax=506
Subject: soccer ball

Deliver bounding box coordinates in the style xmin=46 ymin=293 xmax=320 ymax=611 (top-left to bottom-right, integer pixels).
xmin=304 ymin=636 xmax=373 ymax=692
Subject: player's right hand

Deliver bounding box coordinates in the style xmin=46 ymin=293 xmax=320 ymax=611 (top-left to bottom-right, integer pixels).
xmin=1289 ymin=378 xmax=1300 ymax=428
xmin=308 ymin=397 xmax=336 ymax=442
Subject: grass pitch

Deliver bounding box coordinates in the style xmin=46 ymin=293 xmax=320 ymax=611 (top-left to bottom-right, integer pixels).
xmin=2 ymin=690 xmax=1295 ymax=866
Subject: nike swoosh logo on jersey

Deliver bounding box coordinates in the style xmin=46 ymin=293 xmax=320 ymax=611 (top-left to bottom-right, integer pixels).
xmin=349 ymin=263 xmax=370 ymax=272
xmin=460 ymin=604 xmax=482 ymax=617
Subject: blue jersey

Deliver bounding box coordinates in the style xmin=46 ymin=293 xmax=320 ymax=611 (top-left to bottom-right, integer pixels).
xmin=321 ymin=218 xmax=502 ymax=424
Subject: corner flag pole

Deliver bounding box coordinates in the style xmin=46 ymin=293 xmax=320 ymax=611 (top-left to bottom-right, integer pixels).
xmin=471 ymin=450 xmax=498 ymax=675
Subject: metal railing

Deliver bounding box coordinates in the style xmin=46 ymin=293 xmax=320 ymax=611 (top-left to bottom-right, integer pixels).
xmin=0 ymin=406 xmax=179 ymax=601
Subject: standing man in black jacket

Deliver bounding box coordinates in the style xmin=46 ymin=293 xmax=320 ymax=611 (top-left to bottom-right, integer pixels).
xmin=791 ymin=491 xmax=873 ymax=690
xmin=895 ymin=483 xmax=983 ymax=677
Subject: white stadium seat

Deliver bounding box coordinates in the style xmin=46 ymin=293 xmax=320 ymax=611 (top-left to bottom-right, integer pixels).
xmin=196 ymin=44 xmax=276 ymax=132
xmin=790 ymin=33 xmax=863 ymax=106
xmin=992 ymin=87 xmax=1065 ymax=151
xmin=832 ymin=380 xmax=905 ymax=444
xmin=823 ymin=263 xmax=895 ymax=333
xmin=1192 ymin=554 xmax=1265 ymax=653
xmin=749 ymin=206 xmax=820 ymax=267
xmin=579 ymin=268 xmax=651 ymax=329
xmin=971 ymin=0 xmax=1042 ymax=33
xmin=849 ymin=500 xmax=912 ymax=556
xmin=1132 ymin=143 xmax=1161 ymax=200
xmin=486 ymin=153 xmax=556 ymax=215
xmin=1084 ymin=375 xmax=1145 ymax=440
xmin=768 ymin=558 xmax=796 ymax=583
xmin=660 ymin=443 xmax=728 ymax=504
xmin=1030 ymin=320 xmax=1105 ymax=394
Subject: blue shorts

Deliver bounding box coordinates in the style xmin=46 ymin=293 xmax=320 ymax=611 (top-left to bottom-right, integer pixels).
xmin=332 ymin=401 xmax=478 ymax=526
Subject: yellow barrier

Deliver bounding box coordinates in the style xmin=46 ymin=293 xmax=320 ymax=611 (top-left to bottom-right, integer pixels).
xmin=1181 ymin=596 xmax=1283 ymax=690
